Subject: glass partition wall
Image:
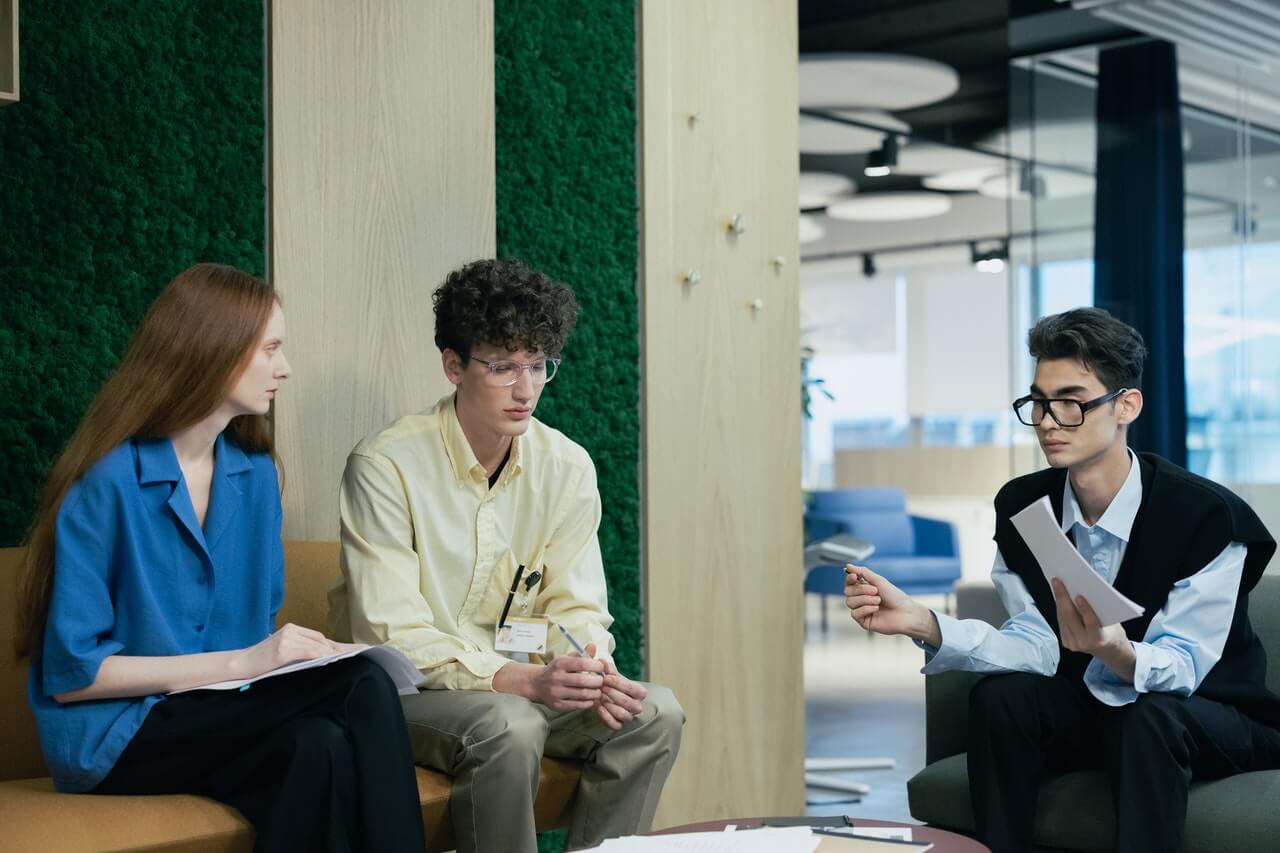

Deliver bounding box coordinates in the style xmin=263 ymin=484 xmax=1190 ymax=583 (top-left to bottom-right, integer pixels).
xmin=1007 ymin=42 xmax=1280 ymax=535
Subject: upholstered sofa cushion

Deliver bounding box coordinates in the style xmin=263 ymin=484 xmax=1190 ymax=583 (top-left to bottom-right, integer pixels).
xmin=0 ymin=544 xmax=581 ymax=852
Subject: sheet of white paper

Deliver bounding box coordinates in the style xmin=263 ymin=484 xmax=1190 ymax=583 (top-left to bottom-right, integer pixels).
xmin=1010 ymin=496 xmax=1144 ymax=626
xmin=824 ymin=826 xmax=913 ymax=842
xmin=169 ymin=644 xmax=426 ymax=696
xmin=583 ymin=828 xmax=819 ymax=853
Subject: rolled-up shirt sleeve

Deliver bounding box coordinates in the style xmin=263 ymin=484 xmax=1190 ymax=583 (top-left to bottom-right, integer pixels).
xmin=339 ymin=452 xmax=509 ymax=690
xmin=42 ymin=479 xmax=125 ymax=696
xmin=917 ymin=549 xmax=1059 ymax=677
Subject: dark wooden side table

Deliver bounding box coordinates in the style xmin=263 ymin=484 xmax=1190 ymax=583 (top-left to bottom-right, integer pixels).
xmin=653 ymin=817 xmax=990 ymax=852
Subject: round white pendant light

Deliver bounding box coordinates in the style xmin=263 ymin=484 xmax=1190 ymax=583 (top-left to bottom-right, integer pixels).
xmin=894 ymin=143 xmax=1005 ymax=176
xmin=826 ymin=192 xmax=952 ymax=222
xmin=977 ymin=168 xmax=1094 ymax=200
xmin=923 ymin=167 xmax=1004 ymax=192
xmin=800 ymin=110 xmax=909 ymax=154
xmin=799 ymin=215 xmax=827 ymax=244
xmin=800 ymin=171 xmax=857 ymax=208
xmin=800 ymin=53 xmax=960 ymax=111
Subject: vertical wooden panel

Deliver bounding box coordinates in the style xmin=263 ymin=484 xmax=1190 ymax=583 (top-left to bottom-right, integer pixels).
xmin=640 ymin=0 xmax=803 ymax=827
xmin=270 ymin=0 xmax=495 ymax=539
xmin=0 ymin=0 xmax=17 ymax=104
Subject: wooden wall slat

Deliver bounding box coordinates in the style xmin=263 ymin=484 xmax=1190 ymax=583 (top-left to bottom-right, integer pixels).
xmin=269 ymin=0 xmax=495 ymax=540
xmin=640 ymin=0 xmax=804 ymax=827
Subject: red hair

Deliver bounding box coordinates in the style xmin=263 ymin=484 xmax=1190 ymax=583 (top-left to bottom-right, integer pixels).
xmin=15 ymin=263 xmax=279 ymax=659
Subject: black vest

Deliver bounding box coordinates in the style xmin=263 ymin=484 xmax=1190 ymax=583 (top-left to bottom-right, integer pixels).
xmin=994 ymin=452 xmax=1280 ymax=727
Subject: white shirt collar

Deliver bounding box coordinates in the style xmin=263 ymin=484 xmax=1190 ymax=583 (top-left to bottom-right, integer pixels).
xmin=1061 ymin=448 xmax=1142 ymax=542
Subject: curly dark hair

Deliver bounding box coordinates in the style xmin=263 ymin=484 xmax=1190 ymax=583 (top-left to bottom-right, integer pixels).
xmin=432 ymin=258 xmax=579 ymax=360
xmin=1028 ymin=307 xmax=1148 ymax=392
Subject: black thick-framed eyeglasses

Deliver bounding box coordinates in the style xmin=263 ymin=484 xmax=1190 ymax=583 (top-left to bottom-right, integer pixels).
xmin=1012 ymin=388 xmax=1129 ymax=427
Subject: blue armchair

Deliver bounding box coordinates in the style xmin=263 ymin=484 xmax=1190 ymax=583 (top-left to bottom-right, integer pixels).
xmin=804 ymin=488 xmax=962 ymax=629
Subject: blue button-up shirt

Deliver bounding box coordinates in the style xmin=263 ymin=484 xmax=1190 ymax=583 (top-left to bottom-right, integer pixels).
xmin=29 ymin=434 xmax=285 ymax=792
xmin=923 ymin=450 xmax=1246 ymax=705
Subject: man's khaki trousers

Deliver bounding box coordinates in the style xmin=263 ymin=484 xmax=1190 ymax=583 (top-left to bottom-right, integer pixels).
xmin=400 ymin=684 xmax=684 ymax=853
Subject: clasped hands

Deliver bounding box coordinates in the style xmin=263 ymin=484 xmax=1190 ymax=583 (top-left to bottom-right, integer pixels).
xmin=530 ymin=644 xmax=646 ymax=731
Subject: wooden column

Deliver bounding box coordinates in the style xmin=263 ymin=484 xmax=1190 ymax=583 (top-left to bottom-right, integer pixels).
xmin=269 ymin=0 xmax=495 ymax=539
xmin=640 ymin=0 xmax=804 ymax=827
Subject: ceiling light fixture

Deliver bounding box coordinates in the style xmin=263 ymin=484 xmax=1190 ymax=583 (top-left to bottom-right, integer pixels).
xmin=864 ymin=136 xmax=899 ymax=178
xmin=826 ymin=191 xmax=952 ymax=222
xmin=799 ymin=215 xmax=827 ymax=245
xmin=970 ymin=240 xmax=1009 ymax=275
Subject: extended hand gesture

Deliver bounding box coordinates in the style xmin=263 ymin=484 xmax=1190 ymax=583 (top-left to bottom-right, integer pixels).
xmin=844 ymin=564 xmax=941 ymax=646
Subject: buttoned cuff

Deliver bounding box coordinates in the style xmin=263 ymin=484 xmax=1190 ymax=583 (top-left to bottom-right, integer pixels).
xmin=1083 ymin=648 xmax=1140 ymax=706
xmin=918 ymin=611 xmax=971 ymax=674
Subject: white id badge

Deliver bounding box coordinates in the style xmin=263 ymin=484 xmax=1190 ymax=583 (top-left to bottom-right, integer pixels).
xmin=495 ymin=617 xmax=549 ymax=654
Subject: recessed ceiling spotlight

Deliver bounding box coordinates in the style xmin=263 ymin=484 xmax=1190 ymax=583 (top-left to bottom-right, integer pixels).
xmin=864 ymin=136 xmax=899 ymax=178
xmin=970 ymin=240 xmax=1008 ymax=275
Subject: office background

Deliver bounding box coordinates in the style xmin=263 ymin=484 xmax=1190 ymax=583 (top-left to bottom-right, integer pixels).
xmin=0 ymin=0 xmax=804 ymax=833
xmin=6 ymin=0 xmax=1280 ymax=842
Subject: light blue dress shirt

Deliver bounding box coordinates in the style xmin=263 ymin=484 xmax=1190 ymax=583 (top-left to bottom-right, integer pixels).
xmin=922 ymin=451 xmax=1246 ymax=706
xmin=28 ymin=434 xmax=285 ymax=792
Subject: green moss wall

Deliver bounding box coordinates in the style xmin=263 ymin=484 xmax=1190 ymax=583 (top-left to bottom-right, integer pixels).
xmin=495 ymin=2 xmax=642 ymax=681
xmin=0 ymin=0 xmax=265 ymax=545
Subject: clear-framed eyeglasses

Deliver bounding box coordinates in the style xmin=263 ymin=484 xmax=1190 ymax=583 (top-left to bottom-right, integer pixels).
xmin=471 ymin=356 xmax=561 ymax=388
xmin=1011 ymin=388 xmax=1128 ymax=428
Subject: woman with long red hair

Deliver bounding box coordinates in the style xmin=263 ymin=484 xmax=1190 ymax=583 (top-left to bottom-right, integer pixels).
xmin=15 ymin=264 xmax=425 ymax=852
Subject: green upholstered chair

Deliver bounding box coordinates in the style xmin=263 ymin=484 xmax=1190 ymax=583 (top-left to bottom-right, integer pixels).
xmin=907 ymin=574 xmax=1280 ymax=853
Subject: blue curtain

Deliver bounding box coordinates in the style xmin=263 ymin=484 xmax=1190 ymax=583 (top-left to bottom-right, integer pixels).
xmin=1092 ymin=40 xmax=1187 ymax=467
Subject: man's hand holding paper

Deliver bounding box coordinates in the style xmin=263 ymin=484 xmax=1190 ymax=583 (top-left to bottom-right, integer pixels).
xmin=1010 ymin=496 xmax=1144 ymax=627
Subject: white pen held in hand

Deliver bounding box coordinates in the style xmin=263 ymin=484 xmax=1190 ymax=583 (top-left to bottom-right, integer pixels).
xmin=555 ymin=622 xmax=590 ymax=657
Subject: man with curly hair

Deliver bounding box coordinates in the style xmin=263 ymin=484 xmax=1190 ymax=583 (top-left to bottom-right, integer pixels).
xmin=329 ymin=259 xmax=684 ymax=853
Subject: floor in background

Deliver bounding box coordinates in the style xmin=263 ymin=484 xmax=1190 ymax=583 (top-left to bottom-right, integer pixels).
xmin=803 ymin=594 xmax=943 ymax=825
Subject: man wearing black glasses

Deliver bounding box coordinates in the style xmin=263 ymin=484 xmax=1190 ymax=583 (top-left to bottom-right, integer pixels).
xmin=844 ymin=307 xmax=1280 ymax=853
xmin=329 ymin=259 xmax=683 ymax=853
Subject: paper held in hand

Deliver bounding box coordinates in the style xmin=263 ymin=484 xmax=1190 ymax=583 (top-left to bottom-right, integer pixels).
xmin=169 ymin=644 xmax=425 ymax=696
xmin=1010 ymin=495 xmax=1145 ymax=627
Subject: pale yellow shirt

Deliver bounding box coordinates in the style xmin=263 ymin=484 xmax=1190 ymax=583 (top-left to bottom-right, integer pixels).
xmin=329 ymin=394 xmax=616 ymax=691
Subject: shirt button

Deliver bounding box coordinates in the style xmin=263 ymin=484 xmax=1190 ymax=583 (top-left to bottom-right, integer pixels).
xmin=194 ymin=624 xmax=205 ymax=633
xmin=196 ymin=577 xmax=207 ymax=585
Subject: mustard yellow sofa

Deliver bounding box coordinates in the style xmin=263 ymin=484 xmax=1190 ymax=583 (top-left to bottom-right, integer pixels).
xmin=0 ymin=542 xmax=581 ymax=852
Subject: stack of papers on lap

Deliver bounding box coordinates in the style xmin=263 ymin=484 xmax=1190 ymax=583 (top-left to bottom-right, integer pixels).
xmin=169 ymin=644 xmax=425 ymax=696
xmin=1011 ymin=496 xmax=1144 ymax=626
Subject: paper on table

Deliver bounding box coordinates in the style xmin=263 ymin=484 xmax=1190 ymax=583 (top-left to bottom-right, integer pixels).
xmin=169 ymin=644 xmax=426 ymax=696
xmin=1010 ymin=496 xmax=1144 ymax=626
xmin=583 ymin=827 xmax=820 ymax=853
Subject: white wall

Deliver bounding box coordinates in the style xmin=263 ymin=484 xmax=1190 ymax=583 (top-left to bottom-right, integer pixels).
xmin=906 ymin=264 xmax=1013 ymax=416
